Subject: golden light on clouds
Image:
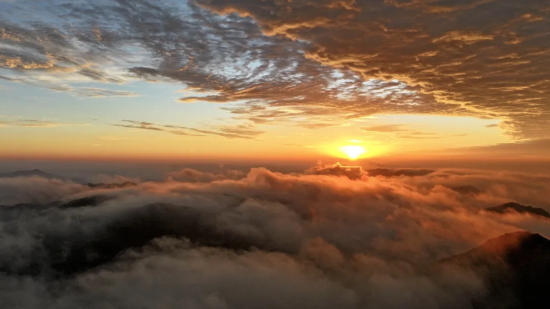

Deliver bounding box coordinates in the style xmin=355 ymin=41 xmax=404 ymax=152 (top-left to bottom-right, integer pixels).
xmin=340 ymin=145 xmax=366 ymax=160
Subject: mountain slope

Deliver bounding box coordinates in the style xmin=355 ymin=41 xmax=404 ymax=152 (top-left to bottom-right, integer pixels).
xmin=0 ymin=169 xmax=65 ymax=180
xmin=485 ymin=202 xmax=550 ymax=218
xmin=441 ymin=231 xmax=550 ymax=308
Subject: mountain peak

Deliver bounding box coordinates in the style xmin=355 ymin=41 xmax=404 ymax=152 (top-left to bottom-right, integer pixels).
xmin=486 ymin=202 xmax=550 ymax=218
xmin=0 ymin=169 xmax=65 ymax=180
xmin=441 ymin=231 xmax=550 ymax=308
xmin=442 ymin=231 xmax=549 ymax=263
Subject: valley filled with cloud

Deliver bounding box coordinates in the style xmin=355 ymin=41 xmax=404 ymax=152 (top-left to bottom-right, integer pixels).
xmin=1 ymin=164 xmax=549 ymax=308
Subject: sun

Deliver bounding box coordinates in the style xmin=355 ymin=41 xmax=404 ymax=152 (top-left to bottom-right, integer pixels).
xmin=340 ymin=145 xmax=366 ymax=160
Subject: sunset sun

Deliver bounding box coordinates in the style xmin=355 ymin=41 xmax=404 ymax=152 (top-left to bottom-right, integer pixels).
xmin=340 ymin=145 xmax=366 ymax=160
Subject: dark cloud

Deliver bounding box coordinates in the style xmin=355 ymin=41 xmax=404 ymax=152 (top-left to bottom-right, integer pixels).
xmin=485 ymin=202 xmax=550 ymax=219
xmin=367 ymin=168 xmax=435 ymax=177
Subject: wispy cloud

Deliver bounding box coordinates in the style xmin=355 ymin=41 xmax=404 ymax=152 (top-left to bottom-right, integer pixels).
xmin=114 ymin=120 xmax=265 ymax=139
xmin=98 ymin=136 xmax=128 ymax=141
xmin=362 ymin=124 xmax=409 ymax=133
xmin=448 ymin=138 xmax=550 ymax=158
xmin=362 ymin=124 xmax=467 ymax=140
xmin=0 ymin=118 xmax=89 ymax=128
xmin=75 ymin=88 xmax=139 ymax=98
xmin=48 ymin=85 xmax=139 ymax=98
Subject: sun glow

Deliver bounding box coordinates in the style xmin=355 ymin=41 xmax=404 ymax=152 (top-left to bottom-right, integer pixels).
xmin=340 ymin=145 xmax=366 ymax=160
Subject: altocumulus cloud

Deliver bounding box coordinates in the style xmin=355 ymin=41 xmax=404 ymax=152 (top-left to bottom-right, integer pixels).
xmin=1 ymin=164 xmax=550 ymax=308
xmin=4 ymin=0 xmax=549 ymax=137
xmin=196 ymin=0 xmax=550 ymax=138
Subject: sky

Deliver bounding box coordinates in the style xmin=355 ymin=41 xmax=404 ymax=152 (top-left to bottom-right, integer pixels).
xmin=1 ymin=0 xmax=549 ymax=168
xmin=2 ymin=2 xmax=550 ymax=308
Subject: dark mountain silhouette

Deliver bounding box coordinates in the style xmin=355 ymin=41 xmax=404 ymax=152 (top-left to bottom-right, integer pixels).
xmin=0 ymin=200 xmax=294 ymax=278
xmin=450 ymin=185 xmax=482 ymax=195
xmin=440 ymin=231 xmax=550 ymax=308
xmin=0 ymin=169 xmax=65 ymax=180
xmin=87 ymin=181 xmax=137 ymax=189
xmin=0 ymin=169 xmax=137 ymax=189
xmin=58 ymin=195 xmax=114 ymax=209
xmin=486 ymin=202 xmax=550 ymax=218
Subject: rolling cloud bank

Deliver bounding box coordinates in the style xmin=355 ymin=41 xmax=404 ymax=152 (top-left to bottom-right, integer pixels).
xmin=1 ymin=165 xmax=550 ymax=308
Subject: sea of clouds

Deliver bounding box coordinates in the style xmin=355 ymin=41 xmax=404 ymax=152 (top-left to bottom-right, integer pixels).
xmin=1 ymin=163 xmax=549 ymax=308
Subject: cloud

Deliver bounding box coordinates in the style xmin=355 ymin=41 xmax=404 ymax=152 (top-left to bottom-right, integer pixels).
xmin=447 ymin=138 xmax=550 ymax=158
xmin=194 ymin=0 xmax=550 ymax=139
xmin=395 ymin=132 xmax=443 ymax=139
xmin=0 ymin=75 xmax=14 ymax=81
xmin=217 ymin=124 xmax=264 ymax=137
xmin=297 ymin=122 xmax=339 ymax=129
xmin=363 ymin=124 xmax=409 ymax=133
xmin=2 ymin=74 xmax=140 ymax=98
xmin=87 ymin=174 xmax=141 ymax=185
xmin=0 ymin=118 xmax=89 ymax=128
xmin=0 ymin=176 xmax=87 ymax=205
xmin=166 ymin=168 xmax=246 ymax=182
xmin=0 ymin=164 xmax=549 ymax=307
xmin=78 ymin=68 xmax=124 ymax=83
xmin=362 ymin=124 xmax=450 ymax=139
xmin=305 ymin=162 xmax=365 ymax=179
xmin=0 ymin=0 xmax=450 ymax=132
xmin=2 ymin=0 xmax=548 ymax=137
xmin=114 ymin=120 xmax=165 ymax=132
xmin=74 ymin=87 xmax=139 ymax=98
xmin=7 ymin=0 xmax=545 ymax=137
xmin=114 ymin=120 xmax=204 ymax=137
xmin=115 ymin=119 xmax=265 ymax=139
xmin=46 ymin=85 xmax=140 ymax=98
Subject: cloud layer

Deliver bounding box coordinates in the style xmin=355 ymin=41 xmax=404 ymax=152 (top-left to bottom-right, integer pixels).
xmin=3 ymin=0 xmax=548 ymax=138
xmin=196 ymin=0 xmax=550 ymax=138
xmin=114 ymin=120 xmax=265 ymax=139
xmin=1 ymin=164 xmax=549 ymax=308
